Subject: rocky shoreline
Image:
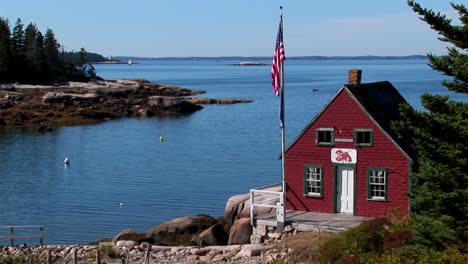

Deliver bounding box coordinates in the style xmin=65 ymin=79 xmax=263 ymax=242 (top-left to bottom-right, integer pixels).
xmin=0 ymin=241 xmax=293 ymax=263
xmin=0 ymin=79 xmax=253 ymax=131
xmin=0 ymin=188 xmax=298 ymax=263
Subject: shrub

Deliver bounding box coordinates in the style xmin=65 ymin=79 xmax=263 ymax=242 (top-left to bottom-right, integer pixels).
xmin=319 ymin=211 xmax=414 ymax=263
xmin=100 ymin=244 xmax=118 ymax=259
xmin=412 ymin=215 xmax=457 ymax=250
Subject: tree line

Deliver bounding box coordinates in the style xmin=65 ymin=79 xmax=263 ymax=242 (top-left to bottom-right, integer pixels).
xmin=0 ymin=17 xmax=103 ymax=84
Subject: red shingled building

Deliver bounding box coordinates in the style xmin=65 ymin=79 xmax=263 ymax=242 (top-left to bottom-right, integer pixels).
xmin=284 ymin=69 xmax=413 ymax=217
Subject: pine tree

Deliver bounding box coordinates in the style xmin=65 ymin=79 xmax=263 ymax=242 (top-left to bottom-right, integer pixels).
xmin=0 ymin=17 xmax=11 ymax=81
xmin=24 ymin=23 xmax=39 ymax=81
xmin=393 ymin=1 xmax=468 ymax=249
xmin=44 ymin=28 xmax=61 ymax=79
xmin=34 ymin=30 xmax=46 ymax=80
xmin=11 ymin=18 xmax=26 ymax=81
xmin=77 ymin=47 xmax=86 ymax=70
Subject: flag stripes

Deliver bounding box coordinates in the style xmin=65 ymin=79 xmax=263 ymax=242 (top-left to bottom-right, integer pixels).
xmin=271 ymin=15 xmax=285 ymax=96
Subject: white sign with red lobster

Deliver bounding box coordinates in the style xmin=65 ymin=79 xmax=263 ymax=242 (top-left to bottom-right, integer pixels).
xmin=331 ymin=148 xmax=357 ymax=164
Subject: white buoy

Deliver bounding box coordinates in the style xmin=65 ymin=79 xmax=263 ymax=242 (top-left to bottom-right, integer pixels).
xmin=119 ymin=202 xmax=124 ymax=208
xmin=64 ymin=158 xmax=70 ymax=165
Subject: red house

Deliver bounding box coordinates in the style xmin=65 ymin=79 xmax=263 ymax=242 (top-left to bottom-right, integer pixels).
xmin=284 ymin=69 xmax=413 ymax=217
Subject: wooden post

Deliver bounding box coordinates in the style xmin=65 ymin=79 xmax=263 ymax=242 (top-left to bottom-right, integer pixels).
xmin=39 ymin=226 xmax=44 ymax=245
xmin=46 ymin=249 xmax=51 ymax=264
xmin=126 ymin=247 xmax=130 ymax=264
xmin=96 ymin=247 xmax=101 ymax=264
xmin=145 ymin=244 xmax=150 ymax=264
xmin=72 ymin=247 xmax=77 ymax=264
xmin=9 ymin=227 xmax=14 ymax=246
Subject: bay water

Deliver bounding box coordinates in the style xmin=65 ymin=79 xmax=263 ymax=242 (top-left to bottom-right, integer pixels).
xmin=0 ymin=59 xmax=453 ymax=244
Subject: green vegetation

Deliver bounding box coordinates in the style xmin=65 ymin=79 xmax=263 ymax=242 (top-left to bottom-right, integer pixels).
xmin=0 ymin=17 xmax=102 ymax=84
xmin=317 ymin=212 xmax=466 ymax=264
xmin=393 ymin=0 xmax=468 ymax=250
xmin=100 ymin=243 xmax=118 ymax=259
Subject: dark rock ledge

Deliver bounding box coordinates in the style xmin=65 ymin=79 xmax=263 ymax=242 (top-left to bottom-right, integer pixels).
xmin=0 ymin=79 xmax=253 ymax=131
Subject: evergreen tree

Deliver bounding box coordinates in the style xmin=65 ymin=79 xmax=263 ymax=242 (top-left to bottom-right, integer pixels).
xmin=77 ymin=47 xmax=86 ymax=70
xmin=44 ymin=28 xmax=61 ymax=78
xmin=0 ymin=17 xmax=11 ymax=81
xmin=11 ymin=18 xmax=26 ymax=80
xmin=0 ymin=16 xmax=101 ymax=83
xmin=34 ymin=31 xmax=46 ymax=80
xmin=24 ymin=23 xmax=40 ymax=81
xmin=393 ymin=1 xmax=468 ymax=249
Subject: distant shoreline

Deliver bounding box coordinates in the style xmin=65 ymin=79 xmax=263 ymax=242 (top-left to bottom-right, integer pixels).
xmin=111 ymin=55 xmax=427 ymax=62
xmin=91 ymin=60 xmax=131 ymax=65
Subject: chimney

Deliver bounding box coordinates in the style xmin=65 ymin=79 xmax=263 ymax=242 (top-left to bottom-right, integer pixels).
xmin=348 ymin=69 xmax=362 ymax=85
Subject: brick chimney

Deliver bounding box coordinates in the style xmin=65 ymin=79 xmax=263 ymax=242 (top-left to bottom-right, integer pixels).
xmin=348 ymin=69 xmax=362 ymax=85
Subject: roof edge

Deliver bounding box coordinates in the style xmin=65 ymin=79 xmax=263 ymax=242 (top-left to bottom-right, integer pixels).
xmin=283 ymin=86 xmax=346 ymax=155
xmin=343 ymin=87 xmax=413 ymax=162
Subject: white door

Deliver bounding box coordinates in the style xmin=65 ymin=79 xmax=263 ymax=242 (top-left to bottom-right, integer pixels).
xmin=336 ymin=165 xmax=354 ymax=214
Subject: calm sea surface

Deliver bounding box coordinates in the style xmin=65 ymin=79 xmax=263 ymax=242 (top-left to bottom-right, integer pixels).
xmin=0 ymin=59 xmax=458 ymax=244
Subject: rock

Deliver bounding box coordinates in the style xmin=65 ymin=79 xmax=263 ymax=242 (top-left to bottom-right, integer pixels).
xmin=148 ymin=96 xmax=183 ymax=108
xmin=42 ymin=92 xmax=101 ymax=103
xmin=115 ymin=240 xmax=138 ymax=249
xmin=186 ymin=255 xmax=199 ymax=262
xmin=199 ymin=255 xmax=213 ymax=263
xmin=146 ymin=214 xmax=218 ymax=246
xmin=150 ymin=245 xmax=173 ymax=252
xmin=136 ymin=108 xmax=149 ymax=117
xmin=212 ymin=253 xmax=225 ymax=262
xmin=0 ymin=84 xmax=15 ymax=91
xmin=224 ymin=193 xmax=250 ymax=226
xmin=113 ymin=229 xmax=148 ymax=244
xmin=78 ymin=110 xmax=116 ymax=119
xmin=225 ymin=187 xmax=281 ymax=226
xmin=228 ymin=218 xmax=252 ymax=245
xmin=193 ymin=223 xmax=228 ymax=246
xmin=148 ymin=96 xmax=203 ymax=114
xmin=0 ymin=100 xmax=13 ymax=109
xmin=234 ymin=245 xmax=265 ymax=258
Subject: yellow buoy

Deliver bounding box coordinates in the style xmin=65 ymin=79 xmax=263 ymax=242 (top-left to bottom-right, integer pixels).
xmin=160 ymin=136 xmax=164 ymax=142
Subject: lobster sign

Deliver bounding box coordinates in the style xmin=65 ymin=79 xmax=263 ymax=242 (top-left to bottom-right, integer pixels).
xmin=331 ymin=148 xmax=357 ymax=164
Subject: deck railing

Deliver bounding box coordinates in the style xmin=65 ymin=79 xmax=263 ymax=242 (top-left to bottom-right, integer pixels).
xmin=250 ymin=183 xmax=284 ymax=228
xmin=0 ymin=226 xmax=44 ymax=246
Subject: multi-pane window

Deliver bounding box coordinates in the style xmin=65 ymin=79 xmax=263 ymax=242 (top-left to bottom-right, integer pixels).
xmin=316 ymin=128 xmax=334 ymax=146
xmin=304 ymin=166 xmax=322 ymax=197
xmin=355 ymin=129 xmax=373 ymax=146
xmin=368 ymin=168 xmax=387 ymax=200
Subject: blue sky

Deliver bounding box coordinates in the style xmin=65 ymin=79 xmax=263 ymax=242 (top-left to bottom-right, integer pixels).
xmin=2 ymin=0 xmax=457 ymax=57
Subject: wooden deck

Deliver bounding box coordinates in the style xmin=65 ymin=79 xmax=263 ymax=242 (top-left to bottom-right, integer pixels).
xmin=255 ymin=210 xmax=368 ymax=232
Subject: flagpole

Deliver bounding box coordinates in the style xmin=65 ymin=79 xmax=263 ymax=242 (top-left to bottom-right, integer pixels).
xmin=279 ymin=8 xmax=286 ymax=232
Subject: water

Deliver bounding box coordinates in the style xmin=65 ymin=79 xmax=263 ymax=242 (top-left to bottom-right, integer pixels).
xmin=0 ymin=59 xmax=459 ymax=245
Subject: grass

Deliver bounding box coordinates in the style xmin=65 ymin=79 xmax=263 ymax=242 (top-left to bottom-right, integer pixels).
xmin=275 ymin=231 xmax=337 ymax=263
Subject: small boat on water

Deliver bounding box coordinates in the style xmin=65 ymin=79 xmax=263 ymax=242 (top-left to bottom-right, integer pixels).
xmin=128 ymin=59 xmax=133 ymax=65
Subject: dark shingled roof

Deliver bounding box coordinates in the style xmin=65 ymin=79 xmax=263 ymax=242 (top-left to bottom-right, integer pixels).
xmin=345 ymin=81 xmax=414 ymax=160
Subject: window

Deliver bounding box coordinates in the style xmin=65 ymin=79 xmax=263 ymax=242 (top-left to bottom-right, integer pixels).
xmin=355 ymin=129 xmax=373 ymax=146
xmin=304 ymin=165 xmax=323 ymax=197
xmin=367 ymin=168 xmax=387 ymax=200
xmin=316 ymin=128 xmax=334 ymax=146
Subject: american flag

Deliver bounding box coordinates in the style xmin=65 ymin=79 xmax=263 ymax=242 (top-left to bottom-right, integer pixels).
xmin=271 ymin=15 xmax=285 ymax=96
